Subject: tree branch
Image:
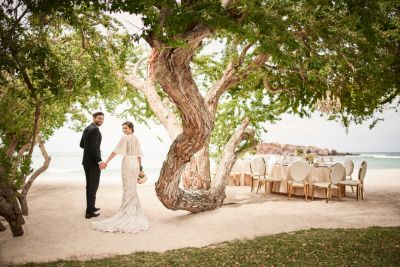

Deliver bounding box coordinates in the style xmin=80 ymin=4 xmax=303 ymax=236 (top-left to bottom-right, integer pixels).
xmin=206 ymin=44 xmax=255 ymax=108
xmin=80 ymin=28 xmax=87 ymax=49
xmin=206 ymin=52 xmax=269 ymax=116
xmin=380 ymin=88 xmax=400 ymax=105
xmin=21 ymin=140 xmax=51 ymax=197
xmin=28 ymin=100 xmax=41 ymax=156
xmin=177 ymin=24 xmax=212 ymax=54
xmin=122 ymin=72 xmax=146 ymax=92
xmin=6 ymin=135 xmax=18 ymax=158
xmin=237 ymin=43 xmax=253 ymax=66
xmin=211 ymin=117 xmax=253 ymax=195
xmin=14 ymin=142 xmax=33 ymax=185
xmin=17 ymin=143 xmax=31 ymax=158
xmin=122 ymin=68 xmax=182 ymax=140
xmin=122 ymin=51 xmax=182 ymax=141
xmin=133 ymin=55 xmax=149 ymax=78
xmin=263 ymin=78 xmax=293 ymax=94
xmin=342 ymin=54 xmax=356 ymax=72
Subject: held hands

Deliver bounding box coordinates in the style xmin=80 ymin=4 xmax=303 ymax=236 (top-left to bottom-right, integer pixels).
xmin=99 ymin=162 xmax=107 ymax=170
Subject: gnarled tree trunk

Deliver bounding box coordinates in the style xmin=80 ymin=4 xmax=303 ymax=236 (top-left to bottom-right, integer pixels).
xmin=0 ymin=185 xmax=25 ymax=236
xmin=0 ymin=138 xmax=25 ymax=236
xmin=125 ymin=54 xmax=212 ymax=191
xmin=148 ymin=24 xmax=257 ymax=212
xmin=125 ymin=42 xmax=267 ymax=193
xmin=181 ymin=147 xmax=211 ymax=190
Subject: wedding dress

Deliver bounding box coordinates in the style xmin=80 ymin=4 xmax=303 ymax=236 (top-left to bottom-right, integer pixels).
xmin=91 ymin=134 xmax=149 ymax=233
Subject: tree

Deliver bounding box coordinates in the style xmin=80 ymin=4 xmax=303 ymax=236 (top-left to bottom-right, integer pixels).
xmin=96 ymin=0 xmax=399 ymax=213
xmin=0 ymin=1 xmax=127 ymax=236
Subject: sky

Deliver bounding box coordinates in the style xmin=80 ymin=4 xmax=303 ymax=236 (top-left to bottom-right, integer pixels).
xmin=44 ymin=12 xmax=400 ymax=155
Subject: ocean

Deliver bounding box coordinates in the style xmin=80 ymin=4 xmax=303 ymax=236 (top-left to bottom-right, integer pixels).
xmin=31 ymin=151 xmax=400 ymax=184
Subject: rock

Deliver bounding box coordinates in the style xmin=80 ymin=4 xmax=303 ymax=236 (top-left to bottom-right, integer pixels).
xmin=256 ymin=142 xmax=355 ymax=156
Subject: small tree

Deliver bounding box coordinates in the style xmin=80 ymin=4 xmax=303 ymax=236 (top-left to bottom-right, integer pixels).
xmin=0 ymin=1 xmax=127 ymax=236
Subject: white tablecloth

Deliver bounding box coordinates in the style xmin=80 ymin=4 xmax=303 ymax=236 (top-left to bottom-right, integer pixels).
xmin=269 ymin=164 xmax=342 ymax=198
xmin=228 ymin=162 xmax=343 ymax=199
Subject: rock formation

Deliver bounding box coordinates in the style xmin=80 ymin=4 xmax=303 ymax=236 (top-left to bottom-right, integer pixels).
xmin=256 ymin=142 xmax=354 ymax=156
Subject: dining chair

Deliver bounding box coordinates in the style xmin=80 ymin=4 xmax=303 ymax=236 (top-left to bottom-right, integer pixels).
xmin=288 ymin=161 xmax=309 ymax=200
xmin=262 ymin=158 xmax=281 ymax=195
xmin=249 ymin=157 xmax=280 ymax=195
xmin=249 ymin=157 xmax=266 ymax=192
xmin=339 ymin=161 xmax=367 ymax=200
xmin=312 ymin=163 xmax=345 ymax=203
xmin=343 ymin=159 xmax=355 ymax=195
xmin=230 ymin=159 xmax=243 ymax=186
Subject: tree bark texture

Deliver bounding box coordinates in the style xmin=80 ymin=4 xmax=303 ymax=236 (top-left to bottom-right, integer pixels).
xmin=181 ymin=147 xmax=211 ymax=190
xmin=0 ymin=185 xmax=25 ymax=236
xmin=0 ymin=220 xmax=6 ymax=232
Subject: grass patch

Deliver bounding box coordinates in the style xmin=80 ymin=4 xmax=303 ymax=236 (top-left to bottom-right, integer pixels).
xmin=23 ymin=227 xmax=400 ymax=267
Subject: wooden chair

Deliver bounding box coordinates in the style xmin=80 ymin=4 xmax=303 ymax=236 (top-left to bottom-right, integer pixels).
xmin=288 ymin=161 xmax=309 ymax=200
xmin=312 ymin=163 xmax=345 ymax=203
xmin=339 ymin=161 xmax=367 ymax=200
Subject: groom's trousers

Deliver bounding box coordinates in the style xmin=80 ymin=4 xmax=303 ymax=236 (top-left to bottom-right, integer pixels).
xmin=83 ymin=164 xmax=101 ymax=214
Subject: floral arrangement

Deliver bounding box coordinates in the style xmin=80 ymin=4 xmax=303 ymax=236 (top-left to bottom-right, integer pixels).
xmin=304 ymin=153 xmax=316 ymax=164
xmin=294 ymin=149 xmax=304 ymax=156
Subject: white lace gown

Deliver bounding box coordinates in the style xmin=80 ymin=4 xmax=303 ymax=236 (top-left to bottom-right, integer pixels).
xmin=91 ymin=134 xmax=149 ymax=233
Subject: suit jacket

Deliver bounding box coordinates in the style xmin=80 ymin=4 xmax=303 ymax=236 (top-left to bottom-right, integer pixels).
xmin=80 ymin=123 xmax=102 ymax=167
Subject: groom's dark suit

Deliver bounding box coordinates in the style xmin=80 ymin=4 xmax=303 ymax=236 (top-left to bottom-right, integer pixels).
xmin=80 ymin=123 xmax=102 ymax=214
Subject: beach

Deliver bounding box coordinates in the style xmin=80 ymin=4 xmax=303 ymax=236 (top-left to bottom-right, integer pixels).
xmin=1 ymin=168 xmax=399 ymax=265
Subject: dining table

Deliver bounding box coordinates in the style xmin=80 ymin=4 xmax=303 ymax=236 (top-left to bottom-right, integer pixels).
xmin=227 ymin=157 xmax=345 ymax=199
xmin=269 ymin=163 xmax=343 ymax=199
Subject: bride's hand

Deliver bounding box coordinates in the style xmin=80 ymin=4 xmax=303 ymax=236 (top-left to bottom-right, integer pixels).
xmin=138 ymin=171 xmax=147 ymax=184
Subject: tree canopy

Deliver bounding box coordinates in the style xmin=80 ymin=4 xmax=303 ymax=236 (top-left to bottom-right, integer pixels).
xmin=91 ymin=0 xmax=399 ymax=155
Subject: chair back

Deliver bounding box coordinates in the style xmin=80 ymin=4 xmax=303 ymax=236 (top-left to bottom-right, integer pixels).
xmin=266 ymin=155 xmax=276 ymax=172
xmin=289 ymin=161 xmax=308 ymax=182
xmin=358 ymin=161 xmax=368 ymax=182
xmin=230 ymin=158 xmax=251 ymax=175
xmin=330 ymin=163 xmax=345 ymax=184
xmin=230 ymin=159 xmax=242 ymax=175
xmin=250 ymin=157 xmax=266 ymax=176
xmin=344 ymin=159 xmax=354 ymax=177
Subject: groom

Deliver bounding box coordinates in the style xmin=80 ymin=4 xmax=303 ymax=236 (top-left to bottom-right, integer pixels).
xmin=80 ymin=112 xmax=107 ymax=219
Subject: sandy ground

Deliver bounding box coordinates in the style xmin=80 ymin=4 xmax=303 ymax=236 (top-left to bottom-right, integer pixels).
xmin=1 ymin=169 xmax=400 ymax=265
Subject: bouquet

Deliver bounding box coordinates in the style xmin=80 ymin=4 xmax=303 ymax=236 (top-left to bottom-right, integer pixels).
xmin=138 ymin=171 xmax=147 ymax=184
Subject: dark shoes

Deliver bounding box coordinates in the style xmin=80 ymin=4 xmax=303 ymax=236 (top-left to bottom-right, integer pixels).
xmin=85 ymin=212 xmax=100 ymax=219
xmin=85 ymin=207 xmax=100 ymax=219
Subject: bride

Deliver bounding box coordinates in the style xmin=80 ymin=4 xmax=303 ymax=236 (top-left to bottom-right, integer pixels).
xmin=91 ymin=121 xmax=149 ymax=233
